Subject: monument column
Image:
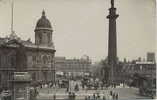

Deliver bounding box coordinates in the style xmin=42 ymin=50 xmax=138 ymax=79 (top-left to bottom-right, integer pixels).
xmin=107 ymin=0 xmax=119 ymax=84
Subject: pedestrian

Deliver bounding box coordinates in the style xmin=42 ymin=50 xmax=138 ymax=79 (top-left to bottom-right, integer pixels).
xmin=68 ymin=92 xmax=71 ymax=100
xmin=53 ymin=94 xmax=56 ymax=100
xmin=30 ymin=88 xmax=38 ymax=100
xmin=112 ymin=93 xmax=115 ymax=100
xmin=114 ymin=84 xmax=116 ymax=88
xmin=97 ymin=94 xmax=100 ymax=100
xmin=101 ymin=83 xmax=103 ymax=90
xmin=82 ymin=83 xmax=85 ymax=89
xmin=88 ymin=96 xmax=90 ymax=100
xmin=72 ymin=92 xmax=76 ymax=100
xmin=74 ymin=84 xmax=79 ymax=92
xmin=97 ymin=93 xmax=100 ymax=99
xmin=115 ymin=93 xmax=118 ymax=100
xmin=95 ymin=96 xmax=97 ymax=100
xmin=103 ymin=96 xmax=106 ymax=100
xmin=93 ymin=93 xmax=96 ymax=99
xmin=85 ymin=96 xmax=88 ymax=100
xmin=110 ymin=91 xmax=112 ymax=96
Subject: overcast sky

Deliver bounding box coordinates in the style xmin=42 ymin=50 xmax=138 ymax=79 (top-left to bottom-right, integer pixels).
xmin=0 ymin=0 xmax=156 ymax=62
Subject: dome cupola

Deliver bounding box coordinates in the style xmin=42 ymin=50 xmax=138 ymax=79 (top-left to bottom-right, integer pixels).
xmin=34 ymin=10 xmax=54 ymax=46
xmin=35 ymin=10 xmax=52 ymax=31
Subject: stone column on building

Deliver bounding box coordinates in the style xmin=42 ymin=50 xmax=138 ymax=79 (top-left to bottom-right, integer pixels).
xmin=16 ymin=44 xmax=27 ymax=72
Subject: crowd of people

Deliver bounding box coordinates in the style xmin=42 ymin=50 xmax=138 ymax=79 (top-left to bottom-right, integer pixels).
xmin=68 ymin=92 xmax=76 ymax=100
xmin=30 ymin=87 xmax=39 ymax=100
xmin=84 ymin=91 xmax=119 ymax=100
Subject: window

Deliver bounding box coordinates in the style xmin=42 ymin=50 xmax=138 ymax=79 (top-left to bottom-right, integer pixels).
xmin=0 ymin=74 xmax=1 ymax=85
xmin=11 ymin=56 xmax=15 ymax=67
xmin=47 ymin=33 xmax=50 ymax=43
xmin=43 ymin=55 xmax=48 ymax=64
xmin=37 ymin=55 xmax=41 ymax=64
xmin=48 ymin=55 xmax=51 ymax=63
xmin=33 ymin=56 xmax=36 ymax=64
xmin=39 ymin=33 xmax=42 ymax=44
xmin=32 ymin=72 xmax=36 ymax=80
xmin=0 ymin=55 xmax=1 ymax=67
xmin=140 ymin=65 xmax=142 ymax=70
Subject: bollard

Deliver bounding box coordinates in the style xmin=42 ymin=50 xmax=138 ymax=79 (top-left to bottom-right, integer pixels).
xmin=115 ymin=93 xmax=118 ymax=100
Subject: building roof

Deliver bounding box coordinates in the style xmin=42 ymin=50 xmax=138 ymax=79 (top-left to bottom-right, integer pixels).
xmin=35 ymin=10 xmax=52 ymax=31
xmin=0 ymin=38 xmax=7 ymax=45
xmin=0 ymin=37 xmax=55 ymax=51
xmin=135 ymin=61 xmax=155 ymax=65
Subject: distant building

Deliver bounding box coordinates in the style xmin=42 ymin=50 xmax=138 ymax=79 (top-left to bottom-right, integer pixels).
xmin=0 ymin=10 xmax=56 ymax=88
xmin=55 ymin=56 xmax=92 ymax=77
xmin=90 ymin=62 xmax=103 ymax=79
xmin=147 ymin=52 xmax=155 ymax=62
xmin=94 ymin=59 xmax=123 ymax=84
xmin=134 ymin=61 xmax=156 ymax=77
xmin=122 ymin=60 xmax=156 ymax=84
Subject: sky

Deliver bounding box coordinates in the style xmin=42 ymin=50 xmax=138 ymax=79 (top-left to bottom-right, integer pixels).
xmin=0 ymin=0 xmax=156 ymax=62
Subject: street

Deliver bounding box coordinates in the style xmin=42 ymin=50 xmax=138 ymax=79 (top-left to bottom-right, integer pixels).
xmin=37 ymin=87 xmax=152 ymax=100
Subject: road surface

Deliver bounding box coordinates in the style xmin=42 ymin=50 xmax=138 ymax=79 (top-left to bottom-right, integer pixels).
xmin=37 ymin=87 xmax=152 ymax=100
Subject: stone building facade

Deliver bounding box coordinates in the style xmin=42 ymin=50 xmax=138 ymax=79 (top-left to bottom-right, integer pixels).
xmin=147 ymin=52 xmax=155 ymax=62
xmin=55 ymin=56 xmax=91 ymax=77
xmin=0 ymin=10 xmax=56 ymax=88
xmin=101 ymin=53 xmax=156 ymax=84
xmin=122 ymin=61 xmax=156 ymax=81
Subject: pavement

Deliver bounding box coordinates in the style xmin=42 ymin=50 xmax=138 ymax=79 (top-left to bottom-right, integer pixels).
xmin=37 ymin=87 xmax=153 ymax=100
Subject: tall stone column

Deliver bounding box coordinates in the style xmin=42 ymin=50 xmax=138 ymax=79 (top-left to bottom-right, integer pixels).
xmin=107 ymin=0 xmax=119 ymax=84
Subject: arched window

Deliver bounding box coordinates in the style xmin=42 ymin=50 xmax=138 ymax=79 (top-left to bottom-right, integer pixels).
xmin=0 ymin=55 xmax=1 ymax=67
xmin=48 ymin=55 xmax=51 ymax=63
xmin=33 ymin=56 xmax=36 ymax=64
xmin=36 ymin=55 xmax=40 ymax=64
xmin=47 ymin=33 xmax=50 ymax=43
xmin=38 ymin=33 xmax=42 ymax=44
xmin=43 ymin=55 xmax=48 ymax=64
xmin=42 ymin=71 xmax=47 ymax=81
xmin=0 ymin=74 xmax=1 ymax=85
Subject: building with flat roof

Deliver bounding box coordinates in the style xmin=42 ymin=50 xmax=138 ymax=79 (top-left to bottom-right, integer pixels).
xmin=147 ymin=52 xmax=155 ymax=62
xmin=55 ymin=56 xmax=92 ymax=78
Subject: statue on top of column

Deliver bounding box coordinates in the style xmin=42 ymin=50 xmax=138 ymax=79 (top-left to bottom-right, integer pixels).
xmin=111 ymin=0 xmax=114 ymax=7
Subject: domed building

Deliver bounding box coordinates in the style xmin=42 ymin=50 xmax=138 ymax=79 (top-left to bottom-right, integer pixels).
xmin=35 ymin=10 xmax=54 ymax=47
xmin=35 ymin=10 xmax=52 ymax=30
xmin=0 ymin=10 xmax=56 ymax=88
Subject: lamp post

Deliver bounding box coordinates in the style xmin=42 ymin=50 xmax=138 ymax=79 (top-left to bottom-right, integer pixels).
xmin=52 ymin=56 xmax=56 ymax=100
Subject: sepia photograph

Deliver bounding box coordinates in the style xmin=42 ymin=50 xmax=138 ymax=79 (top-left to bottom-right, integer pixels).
xmin=0 ymin=0 xmax=156 ymax=100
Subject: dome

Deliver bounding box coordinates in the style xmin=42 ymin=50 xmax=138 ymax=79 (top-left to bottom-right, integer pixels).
xmin=35 ymin=10 xmax=52 ymax=31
